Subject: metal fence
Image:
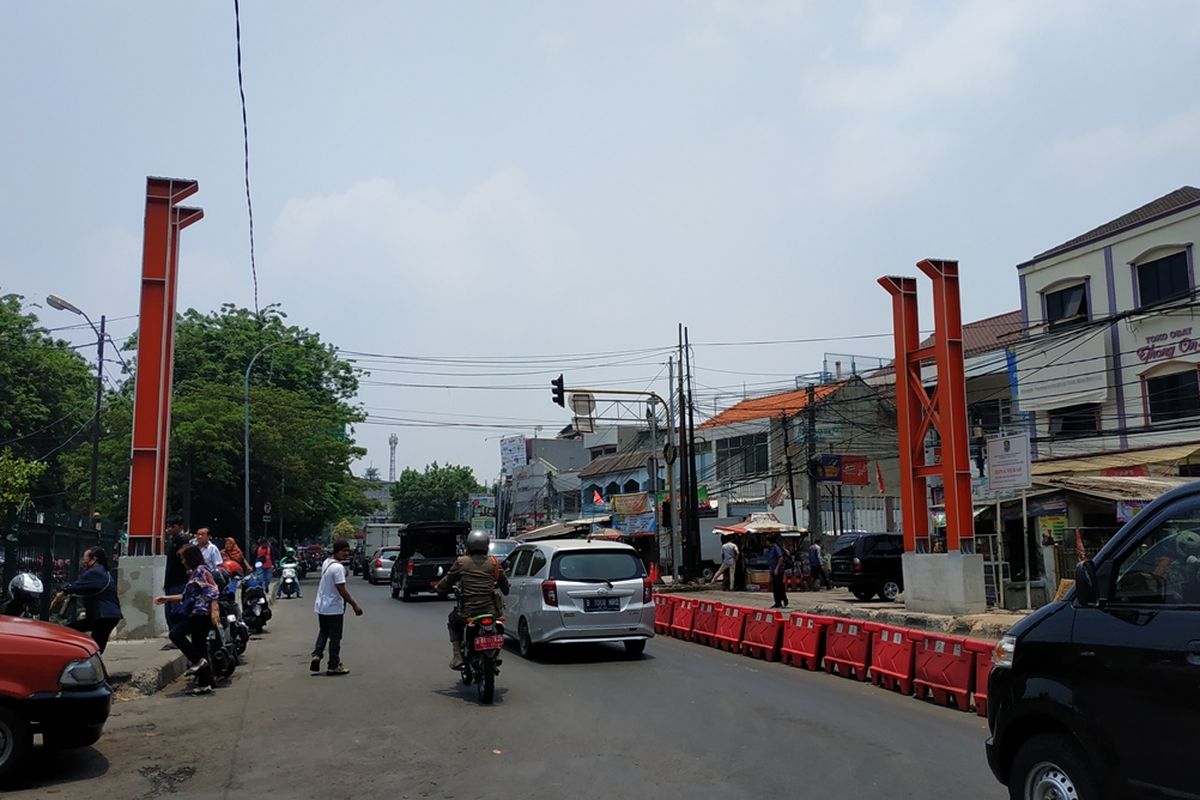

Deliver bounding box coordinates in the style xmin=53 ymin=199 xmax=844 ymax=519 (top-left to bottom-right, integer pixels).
xmin=0 ymin=513 xmax=121 ymax=621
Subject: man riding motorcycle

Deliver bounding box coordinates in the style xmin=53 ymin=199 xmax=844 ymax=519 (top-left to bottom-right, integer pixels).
xmin=436 ymin=530 xmax=509 ymax=670
xmin=275 ymin=547 xmax=302 ymax=599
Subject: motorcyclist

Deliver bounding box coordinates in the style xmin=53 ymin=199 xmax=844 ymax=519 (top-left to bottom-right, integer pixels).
xmin=436 ymin=530 xmax=509 ymax=670
xmin=275 ymin=547 xmax=302 ymax=599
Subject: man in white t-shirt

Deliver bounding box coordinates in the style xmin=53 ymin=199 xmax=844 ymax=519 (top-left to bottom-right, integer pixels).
xmin=193 ymin=528 xmax=223 ymax=574
xmin=710 ymin=535 xmax=739 ymax=590
xmin=310 ymin=539 xmax=363 ymax=676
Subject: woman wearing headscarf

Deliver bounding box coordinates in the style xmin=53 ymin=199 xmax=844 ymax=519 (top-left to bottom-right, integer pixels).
xmin=54 ymin=547 xmax=123 ymax=653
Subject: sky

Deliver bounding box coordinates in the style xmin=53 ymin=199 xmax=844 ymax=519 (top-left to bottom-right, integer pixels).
xmin=4 ymin=1 xmax=1200 ymax=482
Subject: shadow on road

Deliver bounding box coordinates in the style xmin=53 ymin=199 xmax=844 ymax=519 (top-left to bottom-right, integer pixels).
xmin=509 ymin=641 xmax=656 ymax=667
xmin=432 ymin=683 xmax=509 ymax=705
xmin=2 ymin=743 xmax=109 ymax=793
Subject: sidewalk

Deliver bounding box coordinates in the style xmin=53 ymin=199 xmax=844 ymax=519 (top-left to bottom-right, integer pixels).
xmin=102 ymin=636 xmax=188 ymax=695
xmin=659 ymin=583 xmax=1026 ymax=642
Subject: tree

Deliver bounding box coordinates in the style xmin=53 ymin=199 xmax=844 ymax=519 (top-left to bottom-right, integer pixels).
xmin=390 ymin=463 xmax=485 ymax=523
xmin=0 ymin=449 xmax=47 ymax=524
xmin=364 ymin=466 xmax=381 ymax=481
xmin=331 ymin=518 xmax=357 ymax=542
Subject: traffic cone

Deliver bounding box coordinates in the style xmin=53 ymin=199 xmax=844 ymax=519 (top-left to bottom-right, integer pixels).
xmin=649 ymin=561 xmax=659 ymax=584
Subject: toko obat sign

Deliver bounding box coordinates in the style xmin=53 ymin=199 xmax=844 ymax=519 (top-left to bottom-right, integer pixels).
xmin=986 ymin=433 xmax=1031 ymax=492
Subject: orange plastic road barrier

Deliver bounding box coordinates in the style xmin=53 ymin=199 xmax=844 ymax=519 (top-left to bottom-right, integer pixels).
xmin=823 ymin=618 xmax=873 ymax=681
xmin=712 ymin=604 xmax=747 ymax=653
xmin=741 ymin=608 xmax=785 ymax=661
xmin=691 ymin=600 xmax=723 ymax=646
xmin=867 ymin=623 xmax=919 ymax=695
xmin=914 ymin=633 xmax=974 ymax=711
xmin=670 ymin=598 xmax=698 ymax=640
xmin=781 ymin=613 xmax=830 ymax=670
xmin=965 ymin=639 xmax=994 ymax=717
xmin=653 ymin=595 xmax=677 ymax=634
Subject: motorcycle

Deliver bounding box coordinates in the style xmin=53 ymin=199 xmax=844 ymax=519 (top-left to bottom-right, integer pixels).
xmin=278 ymin=563 xmax=300 ymax=599
xmin=241 ymin=572 xmax=272 ymax=634
xmin=457 ymin=594 xmax=504 ymax=705
xmin=220 ymin=575 xmax=250 ymax=656
xmin=1 ymin=573 xmax=44 ymax=618
xmin=206 ymin=612 xmax=239 ymax=681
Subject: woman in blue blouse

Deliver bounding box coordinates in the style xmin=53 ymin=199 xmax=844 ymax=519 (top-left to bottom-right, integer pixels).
xmin=56 ymin=547 xmax=123 ymax=653
xmin=155 ymin=544 xmax=221 ymax=695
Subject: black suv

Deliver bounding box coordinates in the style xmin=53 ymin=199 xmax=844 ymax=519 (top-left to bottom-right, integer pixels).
xmin=830 ymin=532 xmax=904 ymax=601
xmin=986 ymin=481 xmax=1200 ymax=800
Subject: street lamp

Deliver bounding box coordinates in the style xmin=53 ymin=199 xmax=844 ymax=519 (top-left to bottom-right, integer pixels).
xmin=243 ymin=339 xmax=292 ymax=554
xmin=46 ymin=294 xmax=105 ymax=523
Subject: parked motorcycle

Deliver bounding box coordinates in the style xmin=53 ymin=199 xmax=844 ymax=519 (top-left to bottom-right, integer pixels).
xmin=219 ymin=575 xmax=250 ymax=656
xmin=457 ymin=596 xmax=504 ymax=704
xmin=1 ymin=573 xmax=44 ymax=618
xmin=206 ymin=613 xmax=239 ymax=681
xmin=278 ymin=564 xmax=300 ymax=599
xmin=241 ymin=573 xmax=272 ymax=634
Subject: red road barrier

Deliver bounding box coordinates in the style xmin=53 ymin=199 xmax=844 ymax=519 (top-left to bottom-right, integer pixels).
xmin=654 ymin=595 xmax=677 ymax=634
xmin=692 ymin=600 xmax=723 ymax=646
xmin=914 ymin=633 xmax=973 ymax=711
xmin=867 ymin=623 xmax=919 ymax=694
xmin=741 ymin=608 xmax=784 ymax=661
xmin=713 ymin=604 xmax=748 ymax=653
xmin=823 ymin=618 xmax=872 ymax=681
xmin=670 ymin=598 xmax=698 ymax=640
xmin=782 ymin=613 xmax=830 ymax=670
xmin=965 ymin=639 xmax=994 ymax=717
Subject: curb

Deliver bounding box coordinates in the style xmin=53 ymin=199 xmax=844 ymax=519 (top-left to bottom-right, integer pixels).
xmin=108 ymin=652 xmax=188 ymax=695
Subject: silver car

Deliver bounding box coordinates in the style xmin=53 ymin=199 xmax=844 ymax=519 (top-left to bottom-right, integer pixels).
xmin=365 ymin=546 xmax=402 ymax=585
xmin=503 ymin=540 xmax=655 ymax=658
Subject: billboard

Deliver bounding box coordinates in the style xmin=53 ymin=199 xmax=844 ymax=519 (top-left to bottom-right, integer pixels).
xmin=500 ymin=435 xmax=526 ymax=474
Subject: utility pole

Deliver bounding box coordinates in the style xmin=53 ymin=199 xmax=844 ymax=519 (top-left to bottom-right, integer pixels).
xmin=88 ymin=314 xmax=105 ymax=524
xmin=806 ymin=383 xmax=820 ymax=538
xmin=780 ymin=413 xmax=799 ymax=528
xmin=677 ymin=325 xmax=692 ymax=575
xmin=684 ymin=326 xmax=700 ymax=575
xmin=667 ymin=356 xmax=681 ymax=580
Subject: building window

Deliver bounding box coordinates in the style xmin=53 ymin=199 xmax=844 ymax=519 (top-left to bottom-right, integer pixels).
xmin=623 ymin=479 xmax=640 ymax=494
xmin=604 ymin=481 xmax=621 ymax=497
xmin=1047 ymin=404 xmax=1098 ymax=438
xmin=1146 ymin=369 xmax=1200 ymax=423
xmin=1044 ymin=283 xmax=1088 ymax=330
xmin=1136 ymin=251 xmax=1189 ymax=307
xmin=715 ymin=432 xmax=769 ymax=480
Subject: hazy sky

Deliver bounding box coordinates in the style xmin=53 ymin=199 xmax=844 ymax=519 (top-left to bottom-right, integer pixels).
xmin=4 ymin=1 xmax=1199 ymax=481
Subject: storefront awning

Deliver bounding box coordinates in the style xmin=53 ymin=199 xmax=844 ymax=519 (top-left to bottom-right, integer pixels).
xmin=1034 ymin=475 xmax=1193 ymax=502
xmin=1031 ymin=443 xmax=1200 ymax=476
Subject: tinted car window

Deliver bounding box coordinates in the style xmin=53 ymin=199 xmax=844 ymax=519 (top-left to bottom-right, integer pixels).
xmin=529 ymin=550 xmax=547 ymax=577
xmin=833 ymin=534 xmax=861 ymax=556
xmin=552 ymin=550 xmax=645 ymax=581
xmin=1113 ymin=512 xmax=1200 ymax=605
xmin=510 ymin=549 xmax=533 ymax=577
xmin=489 ymin=540 xmax=517 ymax=560
xmin=862 ymin=536 xmax=902 ymax=557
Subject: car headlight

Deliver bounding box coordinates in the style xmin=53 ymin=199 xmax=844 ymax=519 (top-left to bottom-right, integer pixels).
xmin=60 ymin=653 xmax=106 ymax=688
xmin=992 ymin=635 xmax=1017 ymax=669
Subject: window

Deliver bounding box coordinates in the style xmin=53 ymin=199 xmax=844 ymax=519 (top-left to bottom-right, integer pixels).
xmin=1137 ymin=251 xmax=1189 ymax=307
xmin=510 ymin=549 xmax=533 ymax=577
xmin=551 ymin=550 xmax=645 ymax=581
xmin=623 ymin=479 xmax=640 ymax=494
xmin=1045 ymin=283 xmax=1088 ymax=329
xmin=1113 ymin=510 xmax=1200 ymax=605
xmin=715 ymin=432 xmax=769 ymax=480
xmin=1146 ymin=370 xmax=1200 ymax=423
xmin=604 ymin=481 xmax=620 ymax=497
xmin=528 ymin=550 xmax=547 ymax=577
xmin=1048 ymin=404 xmax=1098 ymax=438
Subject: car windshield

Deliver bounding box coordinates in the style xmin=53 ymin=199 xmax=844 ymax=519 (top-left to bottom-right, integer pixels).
xmin=551 ymin=550 xmax=645 ymax=582
xmin=489 ymin=540 xmax=517 ymax=559
xmin=833 ymin=534 xmax=861 ymax=556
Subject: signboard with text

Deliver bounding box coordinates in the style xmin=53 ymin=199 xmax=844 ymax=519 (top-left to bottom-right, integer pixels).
xmin=500 ymin=435 xmax=526 ymax=474
xmin=986 ymin=433 xmax=1032 ymax=491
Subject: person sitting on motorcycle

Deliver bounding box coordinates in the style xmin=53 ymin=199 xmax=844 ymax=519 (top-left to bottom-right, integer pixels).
xmin=275 ymin=548 xmax=303 ymax=599
xmin=436 ymin=530 xmax=509 ymax=670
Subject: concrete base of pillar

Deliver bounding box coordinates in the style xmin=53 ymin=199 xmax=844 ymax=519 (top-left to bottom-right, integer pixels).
xmin=117 ymin=555 xmax=167 ymax=639
xmin=901 ymin=552 xmax=987 ymax=616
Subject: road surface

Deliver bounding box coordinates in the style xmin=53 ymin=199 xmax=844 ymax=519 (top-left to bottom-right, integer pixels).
xmin=9 ymin=577 xmax=1004 ymax=799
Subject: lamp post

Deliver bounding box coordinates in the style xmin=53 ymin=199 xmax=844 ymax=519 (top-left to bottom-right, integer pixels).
xmin=46 ymin=294 xmax=104 ymax=523
xmin=244 ymin=339 xmax=289 ymax=554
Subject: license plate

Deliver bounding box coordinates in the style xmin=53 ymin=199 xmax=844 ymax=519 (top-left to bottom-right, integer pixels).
xmin=584 ymin=597 xmax=621 ymax=612
xmin=474 ymin=634 xmax=504 ymax=650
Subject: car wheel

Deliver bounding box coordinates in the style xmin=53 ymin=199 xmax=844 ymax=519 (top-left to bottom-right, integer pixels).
xmin=879 ymin=580 xmax=901 ymax=602
xmin=1009 ymin=733 xmax=1102 ymax=800
xmin=623 ymin=640 xmax=646 ymax=657
xmin=700 ymin=565 xmax=715 ymax=582
xmin=518 ymin=618 xmax=535 ymax=659
xmin=850 ymin=587 xmax=875 ymax=601
xmin=0 ymin=705 xmax=32 ymax=782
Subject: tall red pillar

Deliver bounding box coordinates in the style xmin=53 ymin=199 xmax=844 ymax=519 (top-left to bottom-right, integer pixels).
xmin=127 ymin=178 xmax=203 ymax=555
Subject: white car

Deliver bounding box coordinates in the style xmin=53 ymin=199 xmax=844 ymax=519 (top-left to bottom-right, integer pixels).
xmin=503 ymin=540 xmax=655 ymax=658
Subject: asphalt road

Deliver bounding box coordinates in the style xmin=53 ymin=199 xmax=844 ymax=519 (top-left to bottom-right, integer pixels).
xmin=10 ymin=577 xmax=1005 ymax=800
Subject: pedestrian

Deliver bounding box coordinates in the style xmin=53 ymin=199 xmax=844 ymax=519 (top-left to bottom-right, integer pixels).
xmin=162 ymin=514 xmax=190 ymax=648
xmin=809 ymin=538 xmax=832 ymax=590
xmin=767 ymin=534 xmax=789 ymax=608
xmin=710 ymin=535 xmax=739 ymax=591
xmin=54 ymin=547 xmax=122 ymax=653
xmin=193 ymin=528 xmax=222 ymax=573
xmin=154 ymin=544 xmax=221 ymax=696
xmin=310 ymin=539 xmax=363 ymax=676
xmin=221 ymin=536 xmax=251 ymax=574
xmin=254 ymin=539 xmax=274 ymax=595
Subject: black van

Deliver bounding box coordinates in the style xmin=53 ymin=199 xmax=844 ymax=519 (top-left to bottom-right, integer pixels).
xmin=830 ymin=532 xmax=904 ymax=602
xmin=985 ymin=481 xmax=1200 ymax=800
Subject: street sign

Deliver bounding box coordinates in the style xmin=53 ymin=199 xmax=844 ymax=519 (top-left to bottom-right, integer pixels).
xmin=569 ymin=392 xmax=596 ymax=416
xmin=262 ymin=515 xmax=272 ymax=523
xmin=986 ymin=433 xmax=1032 ymax=491
xmin=263 ymin=501 xmax=272 ymax=515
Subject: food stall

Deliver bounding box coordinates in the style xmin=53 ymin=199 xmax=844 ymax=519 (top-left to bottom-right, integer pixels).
xmin=712 ymin=513 xmax=807 ymax=591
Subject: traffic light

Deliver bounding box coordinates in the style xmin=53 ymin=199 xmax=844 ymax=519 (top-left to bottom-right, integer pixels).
xmin=551 ymin=374 xmax=565 ymax=407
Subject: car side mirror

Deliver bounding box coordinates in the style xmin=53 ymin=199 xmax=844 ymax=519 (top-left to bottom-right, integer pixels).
xmin=1075 ymin=559 xmax=1098 ymax=606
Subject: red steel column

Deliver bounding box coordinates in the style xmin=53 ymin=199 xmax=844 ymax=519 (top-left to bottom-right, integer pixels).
xmin=919 ymin=259 xmax=974 ymax=553
xmin=127 ymin=178 xmax=202 ymax=555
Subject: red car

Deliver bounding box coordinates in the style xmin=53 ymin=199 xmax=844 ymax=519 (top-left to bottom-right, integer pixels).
xmin=0 ymin=617 xmax=112 ymax=780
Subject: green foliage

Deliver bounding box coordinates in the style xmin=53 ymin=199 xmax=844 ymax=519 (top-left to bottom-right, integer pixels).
xmin=0 ymin=449 xmax=48 ymax=522
xmin=390 ymin=462 xmax=485 ymax=523
xmin=331 ymin=519 xmax=357 ymax=541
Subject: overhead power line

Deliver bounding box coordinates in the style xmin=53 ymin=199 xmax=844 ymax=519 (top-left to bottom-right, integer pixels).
xmin=233 ymin=0 xmax=259 ymax=315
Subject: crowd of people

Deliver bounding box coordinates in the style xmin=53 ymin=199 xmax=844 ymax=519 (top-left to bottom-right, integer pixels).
xmin=709 ymin=533 xmax=833 ymax=608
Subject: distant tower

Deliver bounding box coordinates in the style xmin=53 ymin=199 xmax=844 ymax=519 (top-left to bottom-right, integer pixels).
xmin=388 ymin=433 xmax=399 ymax=482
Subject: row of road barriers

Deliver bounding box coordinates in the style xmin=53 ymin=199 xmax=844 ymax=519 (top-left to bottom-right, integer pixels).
xmin=654 ymin=594 xmax=995 ymax=717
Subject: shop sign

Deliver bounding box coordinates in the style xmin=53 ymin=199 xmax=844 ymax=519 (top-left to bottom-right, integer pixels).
xmin=987 ymin=433 xmax=1032 ymax=491
xmin=1117 ymin=500 xmax=1146 ymax=522
xmin=1137 ymin=326 xmax=1198 ymax=363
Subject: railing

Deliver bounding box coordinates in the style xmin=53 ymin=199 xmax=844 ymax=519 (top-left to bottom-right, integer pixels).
xmin=0 ymin=513 xmax=121 ymax=621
